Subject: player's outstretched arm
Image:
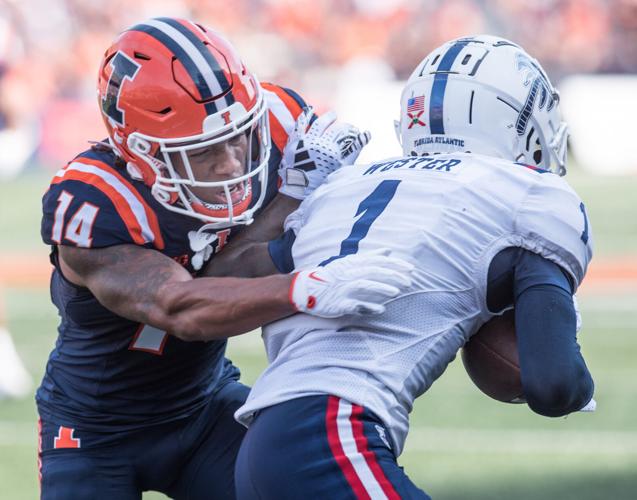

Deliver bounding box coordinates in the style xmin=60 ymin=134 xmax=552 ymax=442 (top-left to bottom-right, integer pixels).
xmin=58 ymin=245 xmax=413 ymax=341
xmin=58 ymin=244 xmax=293 ymax=340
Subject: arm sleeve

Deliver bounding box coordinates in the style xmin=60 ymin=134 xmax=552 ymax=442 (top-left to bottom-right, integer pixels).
xmin=487 ymin=248 xmax=594 ymax=417
xmin=267 ymin=229 xmax=296 ymax=274
xmin=265 ymin=198 xmax=308 ymax=273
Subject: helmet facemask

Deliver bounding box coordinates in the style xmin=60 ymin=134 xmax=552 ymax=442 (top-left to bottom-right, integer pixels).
xmin=127 ymin=91 xmax=271 ymax=228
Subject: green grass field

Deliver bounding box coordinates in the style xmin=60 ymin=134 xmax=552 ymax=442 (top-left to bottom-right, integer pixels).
xmin=1 ymin=169 xmax=636 ymax=499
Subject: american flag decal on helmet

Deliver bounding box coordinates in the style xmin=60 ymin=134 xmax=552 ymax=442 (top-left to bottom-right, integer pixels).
xmin=407 ymin=96 xmax=424 ymax=113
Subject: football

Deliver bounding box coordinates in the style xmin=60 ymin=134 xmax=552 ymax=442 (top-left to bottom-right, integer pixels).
xmin=461 ymin=310 xmax=525 ymax=403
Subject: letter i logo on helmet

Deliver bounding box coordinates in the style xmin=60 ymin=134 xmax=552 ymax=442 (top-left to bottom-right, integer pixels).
xmin=97 ymin=17 xmax=272 ymax=227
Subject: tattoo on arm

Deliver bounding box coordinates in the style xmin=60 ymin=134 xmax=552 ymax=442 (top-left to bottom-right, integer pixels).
xmin=57 ymin=243 xmax=296 ymax=341
xmin=58 ymin=244 xmax=192 ymax=326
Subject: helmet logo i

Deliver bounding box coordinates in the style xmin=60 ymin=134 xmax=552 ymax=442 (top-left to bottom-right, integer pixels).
xmin=101 ymin=51 xmax=141 ymax=127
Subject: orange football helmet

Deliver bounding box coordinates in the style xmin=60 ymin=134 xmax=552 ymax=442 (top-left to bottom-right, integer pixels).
xmin=97 ymin=17 xmax=271 ymax=227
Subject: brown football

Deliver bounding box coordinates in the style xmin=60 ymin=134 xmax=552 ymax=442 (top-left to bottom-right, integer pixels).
xmin=461 ymin=310 xmax=525 ymax=403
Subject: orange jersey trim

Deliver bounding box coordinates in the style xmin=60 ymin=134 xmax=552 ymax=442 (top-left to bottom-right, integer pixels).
xmin=261 ymin=83 xmax=304 ymax=118
xmin=262 ymin=83 xmax=306 ymax=152
xmin=51 ymin=158 xmax=165 ymax=249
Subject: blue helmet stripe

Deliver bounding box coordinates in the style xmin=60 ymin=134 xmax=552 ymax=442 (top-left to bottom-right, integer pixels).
xmin=280 ymin=87 xmax=308 ymax=110
xmin=156 ymin=18 xmax=234 ymax=107
xmin=429 ymin=41 xmax=470 ymax=134
xmin=129 ymin=24 xmax=217 ymax=114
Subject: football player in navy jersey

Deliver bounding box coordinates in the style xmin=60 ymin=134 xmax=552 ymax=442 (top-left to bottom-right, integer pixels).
xmin=36 ymin=17 xmax=414 ymax=500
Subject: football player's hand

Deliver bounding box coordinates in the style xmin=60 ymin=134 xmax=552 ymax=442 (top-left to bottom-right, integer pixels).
xmin=289 ymin=248 xmax=414 ymax=318
xmin=279 ymin=107 xmax=371 ymax=200
xmin=579 ymin=397 xmax=596 ymax=412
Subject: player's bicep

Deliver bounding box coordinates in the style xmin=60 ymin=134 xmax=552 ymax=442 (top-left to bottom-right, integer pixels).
xmin=58 ymin=244 xmax=192 ymax=326
xmin=486 ymin=247 xmax=573 ymax=313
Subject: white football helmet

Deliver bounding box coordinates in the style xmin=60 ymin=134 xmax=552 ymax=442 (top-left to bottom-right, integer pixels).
xmin=396 ymin=35 xmax=569 ymax=175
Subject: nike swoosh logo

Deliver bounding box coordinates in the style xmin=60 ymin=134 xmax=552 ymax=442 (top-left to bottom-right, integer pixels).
xmin=308 ymin=271 xmax=327 ymax=283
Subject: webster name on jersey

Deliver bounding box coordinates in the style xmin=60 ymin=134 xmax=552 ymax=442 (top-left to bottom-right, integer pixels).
xmin=363 ymin=156 xmax=462 ymax=176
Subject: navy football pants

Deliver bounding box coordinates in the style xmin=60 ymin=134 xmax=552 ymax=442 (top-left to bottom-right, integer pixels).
xmin=235 ymin=395 xmax=430 ymax=500
xmin=38 ymin=380 xmax=250 ymax=499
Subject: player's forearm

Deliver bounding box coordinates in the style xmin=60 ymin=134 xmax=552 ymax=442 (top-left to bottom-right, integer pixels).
xmin=158 ymin=274 xmax=295 ymax=341
xmin=201 ymin=193 xmax=300 ymax=278
xmin=515 ymin=284 xmax=594 ymax=417
xmin=203 ymin=241 xmax=278 ymax=278
xmin=58 ymin=244 xmax=293 ymax=340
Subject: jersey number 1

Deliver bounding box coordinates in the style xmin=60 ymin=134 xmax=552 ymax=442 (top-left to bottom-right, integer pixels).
xmin=321 ymin=179 xmax=401 ymax=266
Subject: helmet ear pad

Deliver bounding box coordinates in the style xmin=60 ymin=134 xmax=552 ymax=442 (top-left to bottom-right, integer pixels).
xmin=397 ymin=35 xmax=568 ymax=175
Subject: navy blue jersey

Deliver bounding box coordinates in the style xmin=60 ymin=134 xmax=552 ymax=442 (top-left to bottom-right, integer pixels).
xmin=37 ymin=84 xmax=309 ymax=431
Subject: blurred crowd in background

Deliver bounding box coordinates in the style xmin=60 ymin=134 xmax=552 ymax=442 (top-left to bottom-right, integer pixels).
xmin=1 ymin=0 xmax=636 ymax=175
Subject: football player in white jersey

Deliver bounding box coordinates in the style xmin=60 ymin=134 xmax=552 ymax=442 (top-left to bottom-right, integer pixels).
xmin=233 ymin=36 xmax=595 ymax=499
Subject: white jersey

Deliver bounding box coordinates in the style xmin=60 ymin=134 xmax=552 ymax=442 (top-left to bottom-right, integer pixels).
xmin=236 ymin=153 xmax=593 ymax=454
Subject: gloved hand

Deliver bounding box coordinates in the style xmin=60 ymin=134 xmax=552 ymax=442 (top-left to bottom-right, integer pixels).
xmin=289 ymin=248 xmax=414 ymax=318
xmin=579 ymin=398 xmax=596 ymax=412
xmin=279 ymin=107 xmax=371 ymax=199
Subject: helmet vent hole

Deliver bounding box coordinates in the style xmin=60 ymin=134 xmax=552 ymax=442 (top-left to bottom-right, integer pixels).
xmin=418 ymin=57 xmax=430 ymax=76
xmin=525 ymin=126 xmax=535 ymax=150
xmin=461 ymin=54 xmax=472 ymax=65
xmin=432 ymin=54 xmax=440 ymax=66
xmin=533 ymin=149 xmax=542 ymax=164
xmin=134 ymin=52 xmax=151 ymax=61
xmin=195 ymin=23 xmax=207 ymax=33
xmin=157 ymin=107 xmax=172 ymax=115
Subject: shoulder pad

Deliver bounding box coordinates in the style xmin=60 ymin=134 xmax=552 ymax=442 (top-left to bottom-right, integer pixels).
xmin=41 ymin=157 xmax=164 ymax=249
xmin=515 ymin=175 xmax=592 ymax=287
xmin=261 ymin=83 xmax=310 ymax=152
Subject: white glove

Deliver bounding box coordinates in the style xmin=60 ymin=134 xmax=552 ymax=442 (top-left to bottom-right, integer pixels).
xmin=289 ymin=248 xmax=414 ymax=318
xmin=579 ymin=397 xmax=596 ymax=412
xmin=279 ymin=107 xmax=371 ymax=200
